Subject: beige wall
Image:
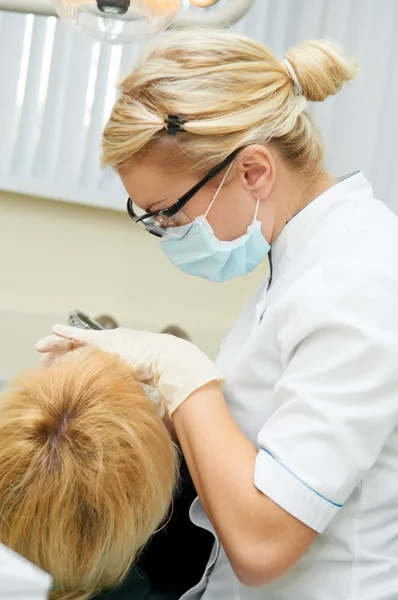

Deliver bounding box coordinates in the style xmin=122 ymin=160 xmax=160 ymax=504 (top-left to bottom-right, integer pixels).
xmin=0 ymin=191 xmax=268 ymax=380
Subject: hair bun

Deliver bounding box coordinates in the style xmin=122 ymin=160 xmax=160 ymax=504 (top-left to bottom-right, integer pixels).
xmin=284 ymin=39 xmax=359 ymax=102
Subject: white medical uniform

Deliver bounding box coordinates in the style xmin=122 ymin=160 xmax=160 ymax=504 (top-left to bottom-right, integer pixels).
xmin=181 ymin=172 xmax=398 ymax=600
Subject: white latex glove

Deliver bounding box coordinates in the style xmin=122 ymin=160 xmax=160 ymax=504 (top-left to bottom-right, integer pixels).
xmin=35 ymin=326 xmax=224 ymax=417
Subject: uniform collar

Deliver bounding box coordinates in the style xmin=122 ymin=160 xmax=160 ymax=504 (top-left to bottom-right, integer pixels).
xmin=270 ymin=171 xmax=374 ymax=276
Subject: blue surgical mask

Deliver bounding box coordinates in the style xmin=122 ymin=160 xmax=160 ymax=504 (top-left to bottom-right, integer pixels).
xmin=161 ymin=164 xmax=271 ymax=282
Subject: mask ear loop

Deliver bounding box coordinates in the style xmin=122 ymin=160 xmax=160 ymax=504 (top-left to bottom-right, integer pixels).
xmin=254 ymin=198 xmax=260 ymax=220
xmin=201 ymin=160 xmax=235 ymax=224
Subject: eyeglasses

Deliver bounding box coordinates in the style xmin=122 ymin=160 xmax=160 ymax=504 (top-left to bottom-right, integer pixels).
xmin=126 ymin=147 xmax=243 ymax=240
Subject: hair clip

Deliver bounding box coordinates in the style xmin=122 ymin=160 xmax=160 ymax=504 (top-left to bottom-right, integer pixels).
xmin=165 ymin=115 xmax=187 ymax=135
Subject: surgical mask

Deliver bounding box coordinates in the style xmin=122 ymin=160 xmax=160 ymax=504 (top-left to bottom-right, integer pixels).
xmin=161 ymin=164 xmax=271 ymax=282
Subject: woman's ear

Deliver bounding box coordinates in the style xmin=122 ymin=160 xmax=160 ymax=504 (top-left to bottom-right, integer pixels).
xmin=238 ymin=144 xmax=276 ymax=200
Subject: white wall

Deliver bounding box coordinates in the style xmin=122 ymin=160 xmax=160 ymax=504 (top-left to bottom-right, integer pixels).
xmin=0 ymin=191 xmax=267 ymax=379
xmin=3 ymin=2 xmax=398 ymax=214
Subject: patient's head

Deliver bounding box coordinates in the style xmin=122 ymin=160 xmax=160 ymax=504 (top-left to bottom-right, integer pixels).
xmin=0 ymin=348 xmax=178 ymax=600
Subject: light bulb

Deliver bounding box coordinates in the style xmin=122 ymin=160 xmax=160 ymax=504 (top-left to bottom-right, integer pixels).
xmin=51 ymin=0 xmax=181 ymax=44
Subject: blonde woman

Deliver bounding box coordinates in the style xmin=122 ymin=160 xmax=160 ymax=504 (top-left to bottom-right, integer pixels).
xmin=37 ymin=29 xmax=398 ymax=600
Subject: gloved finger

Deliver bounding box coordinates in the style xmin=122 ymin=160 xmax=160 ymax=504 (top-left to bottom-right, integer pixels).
xmin=35 ymin=334 xmax=85 ymax=354
xmin=40 ymin=352 xmax=62 ymax=367
xmin=52 ymin=324 xmax=98 ymax=343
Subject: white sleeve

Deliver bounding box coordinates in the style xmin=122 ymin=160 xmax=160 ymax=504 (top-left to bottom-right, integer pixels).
xmin=0 ymin=544 xmax=52 ymax=598
xmin=254 ymin=259 xmax=398 ymax=533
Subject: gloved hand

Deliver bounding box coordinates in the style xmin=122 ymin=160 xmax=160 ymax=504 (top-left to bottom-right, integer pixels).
xmin=35 ymin=326 xmax=224 ymax=417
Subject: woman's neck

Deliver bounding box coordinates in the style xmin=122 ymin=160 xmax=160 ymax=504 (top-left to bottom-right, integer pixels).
xmin=271 ymin=168 xmax=336 ymax=243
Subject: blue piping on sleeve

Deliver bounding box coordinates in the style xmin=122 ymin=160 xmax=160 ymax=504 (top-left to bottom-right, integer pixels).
xmin=261 ymin=448 xmax=343 ymax=508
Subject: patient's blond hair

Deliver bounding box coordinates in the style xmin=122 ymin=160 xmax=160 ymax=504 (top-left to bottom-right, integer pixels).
xmin=0 ymin=348 xmax=178 ymax=600
xmin=102 ymin=28 xmax=358 ymax=176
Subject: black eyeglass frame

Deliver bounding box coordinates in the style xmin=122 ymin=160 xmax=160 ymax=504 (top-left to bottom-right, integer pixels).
xmin=126 ymin=147 xmax=243 ymax=237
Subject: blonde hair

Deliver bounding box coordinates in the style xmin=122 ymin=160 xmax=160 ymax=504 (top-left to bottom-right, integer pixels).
xmin=102 ymin=28 xmax=358 ymax=176
xmin=0 ymin=348 xmax=178 ymax=600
